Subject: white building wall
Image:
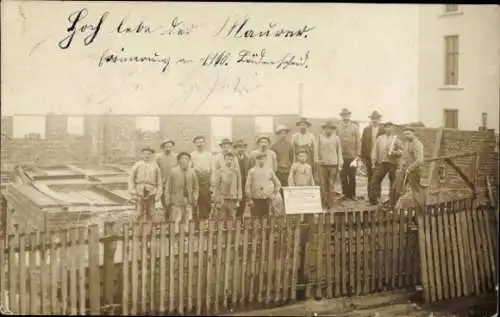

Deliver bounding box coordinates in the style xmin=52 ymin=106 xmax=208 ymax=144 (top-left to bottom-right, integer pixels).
xmin=417 ymin=5 xmax=500 ymax=131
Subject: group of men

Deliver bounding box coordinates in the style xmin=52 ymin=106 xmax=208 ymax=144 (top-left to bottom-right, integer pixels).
xmin=128 ymin=107 xmax=425 ymax=230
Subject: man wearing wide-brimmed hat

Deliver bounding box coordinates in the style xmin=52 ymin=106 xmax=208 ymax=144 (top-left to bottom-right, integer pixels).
xmin=234 ymin=139 xmax=251 ymax=217
xmin=337 ymin=108 xmax=361 ymax=200
xmin=212 ymin=138 xmax=240 ymax=192
xmin=271 ymin=125 xmax=294 ymax=190
xmin=129 ymin=147 xmax=163 ymax=220
xmin=156 ymin=139 xmax=178 ymax=217
xmin=291 ymin=117 xmax=316 ymax=168
xmin=361 ymin=110 xmax=386 ymax=200
xmin=250 ymin=134 xmax=277 ymax=171
xmin=315 ymin=120 xmax=343 ymax=209
xmin=190 ymin=135 xmax=213 ymax=220
xmin=370 ymin=122 xmax=402 ymax=207
xmin=164 ymin=152 xmax=199 ymax=232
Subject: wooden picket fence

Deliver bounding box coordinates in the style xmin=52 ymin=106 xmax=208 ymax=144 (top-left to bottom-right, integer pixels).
xmin=417 ymin=199 xmax=498 ymax=303
xmin=303 ymin=209 xmax=420 ymax=299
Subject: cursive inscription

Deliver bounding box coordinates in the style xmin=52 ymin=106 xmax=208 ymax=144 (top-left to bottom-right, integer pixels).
xmin=98 ymin=47 xmax=171 ymax=72
xmin=58 ymin=8 xmax=108 ymax=49
xmin=116 ymin=16 xmax=159 ymax=34
xmin=214 ymin=15 xmax=315 ymax=39
xmin=236 ymin=49 xmax=310 ymax=70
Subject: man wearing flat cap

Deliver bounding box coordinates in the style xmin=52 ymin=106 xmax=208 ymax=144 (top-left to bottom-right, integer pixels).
xmin=370 ymin=122 xmax=403 ymax=207
xmin=361 ymin=110 xmax=385 ymax=199
xmin=291 ymin=118 xmax=316 ymax=168
xmin=392 ymin=126 xmax=425 ymax=210
xmin=157 ymin=139 xmax=178 ymax=217
xmin=164 ymin=152 xmax=199 ymax=232
xmin=250 ymin=135 xmax=278 ymax=171
xmin=271 ymin=125 xmax=294 ymax=189
xmin=190 ymin=135 xmax=213 ymax=220
xmin=337 ymin=108 xmax=361 ymax=200
xmin=315 ymin=120 xmax=343 ymax=209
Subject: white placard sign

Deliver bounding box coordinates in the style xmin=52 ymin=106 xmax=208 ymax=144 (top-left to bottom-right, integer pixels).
xmin=283 ymin=186 xmax=323 ymax=214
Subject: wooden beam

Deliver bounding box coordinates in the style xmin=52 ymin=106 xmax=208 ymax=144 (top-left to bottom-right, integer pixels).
xmin=424 ymin=151 xmax=477 ymax=163
xmin=426 ymin=127 xmax=444 ymax=187
xmin=444 ymin=158 xmax=476 ymax=197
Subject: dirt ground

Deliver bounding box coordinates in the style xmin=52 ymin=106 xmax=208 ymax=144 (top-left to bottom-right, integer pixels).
xmin=225 ymin=291 xmax=498 ymax=317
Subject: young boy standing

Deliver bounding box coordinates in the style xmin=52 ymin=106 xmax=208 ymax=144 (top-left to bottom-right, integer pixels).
xmin=164 ymin=152 xmax=199 ymax=232
xmin=128 ymin=147 xmax=163 ymax=220
xmin=288 ymin=150 xmax=315 ymax=187
xmin=213 ymin=152 xmax=243 ymax=220
xmin=245 ymin=152 xmax=281 ymax=217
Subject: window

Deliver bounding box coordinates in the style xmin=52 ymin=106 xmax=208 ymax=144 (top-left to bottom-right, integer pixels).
xmin=444 ymin=35 xmax=459 ymax=85
xmin=136 ymin=116 xmax=160 ymax=140
xmin=443 ymin=109 xmax=459 ymax=129
xmin=481 ymin=112 xmax=488 ymax=129
xmin=211 ymin=116 xmax=232 ymax=153
xmin=67 ymin=116 xmax=84 ymax=136
xmin=12 ymin=116 xmax=46 ymax=139
xmin=254 ymin=116 xmax=274 ymax=135
xmin=444 ymin=4 xmax=459 ymax=13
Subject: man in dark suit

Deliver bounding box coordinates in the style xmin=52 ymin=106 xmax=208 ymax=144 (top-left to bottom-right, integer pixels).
xmin=361 ymin=110 xmax=385 ymax=201
xmin=234 ymin=139 xmax=251 ymax=217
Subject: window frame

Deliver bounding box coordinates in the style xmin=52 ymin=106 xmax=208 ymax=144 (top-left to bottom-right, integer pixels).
xmin=443 ymin=108 xmax=459 ymax=129
xmin=444 ymin=35 xmax=460 ymax=86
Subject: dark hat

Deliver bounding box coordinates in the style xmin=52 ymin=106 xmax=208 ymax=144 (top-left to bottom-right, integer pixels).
xmin=384 ymin=121 xmax=395 ymax=127
xmin=255 ymin=152 xmax=268 ymax=159
xmin=256 ymin=135 xmax=271 ymax=144
xmin=321 ymin=120 xmax=337 ymax=129
xmin=223 ymin=151 xmax=235 ymax=158
xmin=369 ymin=110 xmax=382 ymax=119
xmin=219 ymin=138 xmax=233 ymax=147
xmin=402 ymin=126 xmax=415 ymax=132
xmin=339 ymin=108 xmax=351 ymax=116
xmin=177 ymin=152 xmax=191 ymax=161
xmin=275 ymin=125 xmax=291 ymax=135
xmin=141 ymin=147 xmax=155 ymax=154
xmin=233 ymin=139 xmax=248 ymax=148
xmin=160 ymin=139 xmax=175 ymax=149
xmin=192 ymin=135 xmax=205 ymax=143
xmin=296 ymin=117 xmax=311 ymax=127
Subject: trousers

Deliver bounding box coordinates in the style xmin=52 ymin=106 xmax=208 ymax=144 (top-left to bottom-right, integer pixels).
xmin=363 ymin=158 xmax=375 ymax=198
xmin=170 ymin=200 xmax=193 ymax=233
xmin=251 ymin=199 xmax=271 ymax=217
xmin=392 ymin=168 xmax=423 ymax=209
xmin=370 ymin=162 xmax=397 ymax=205
xmin=318 ymin=165 xmax=338 ymax=209
xmin=215 ymin=199 xmax=238 ymax=220
xmin=340 ymin=158 xmax=357 ymax=199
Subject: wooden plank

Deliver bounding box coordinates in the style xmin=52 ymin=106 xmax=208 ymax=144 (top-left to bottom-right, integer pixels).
xmin=340 ymin=212 xmax=347 ymax=295
xmin=223 ymin=220 xmax=232 ymax=309
xmin=18 ymin=233 xmax=27 ymax=314
xmin=39 ymin=231 xmax=47 ymax=314
xmin=0 ymin=234 xmax=4 ymax=311
xmin=464 ymin=199 xmax=480 ymax=294
xmin=290 ymin=216 xmax=301 ymax=300
xmin=188 ymin=221 xmax=195 ymax=312
xmin=398 ymin=209 xmax=406 ymax=288
xmin=354 ymin=211 xmax=362 ymax=295
xmin=140 ymin=224 xmax=148 ymax=314
xmin=69 ymin=228 xmax=78 ymax=315
xmin=249 ymin=218 xmax=258 ymax=303
xmin=240 ymin=218 xmax=250 ymax=306
xmin=448 ymin=202 xmax=462 ymax=297
xmin=257 ymin=218 xmax=267 ymax=304
xmin=478 ymin=206 xmax=494 ymax=290
xmin=215 ymin=221 xmax=224 ymax=312
xmin=391 ymin=210 xmax=398 ymax=290
xmin=423 ymin=206 xmax=436 ymax=302
xmin=430 ymin=205 xmax=443 ymax=301
xmin=205 ymin=220 xmax=214 ymax=313
xmin=471 ymin=203 xmax=486 ymax=293
xmin=427 ymin=127 xmax=444 ymax=186
xmin=49 ymin=231 xmax=58 ymax=315
xmin=169 ymin=222 xmax=176 ymax=313
xmin=178 ymin=223 xmax=185 ymax=314
xmin=131 ymin=225 xmax=139 ymax=315
xmin=233 ymin=220 xmax=242 ymax=306
xmin=442 ymin=203 xmax=456 ymax=298
xmin=78 ymin=228 xmax=86 ymax=315
xmin=457 ymin=200 xmax=471 ymax=296
xmin=283 ymin=217 xmax=293 ymax=302
xmin=7 ymin=233 xmax=17 ymax=314
xmin=122 ymin=224 xmax=130 ymax=316
xmin=266 ymin=217 xmax=275 ymax=305
xmin=375 ymin=209 xmax=383 ymax=292
xmin=480 ymin=206 xmax=497 ymax=288
xmin=88 ymin=225 xmax=100 ymax=315
xmin=437 ymin=203 xmax=449 ymax=299
xmin=159 ymin=224 xmax=167 ymax=314
xmin=28 ymin=232 xmax=38 ymax=315
xmin=326 ymin=213 xmax=333 ymax=298
xmin=444 ymin=158 xmax=475 ymax=195
xmin=382 ymin=211 xmax=390 ymax=290
xmin=315 ymin=214 xmax=324 ymax=298
xmin=149 ymin=224 xmax=157 ymax=313
xmin=348 ymin=212 xmax=355 ymax=295
xmin=369 ymin=210 xmax=376 ymax=293
xmin=416 ymin=209 xmax=429 ymax=302
xmin=196 ymin=221 xmax=205 ymax=315
xmin=275 ymin=217 xmax=285 ymax=304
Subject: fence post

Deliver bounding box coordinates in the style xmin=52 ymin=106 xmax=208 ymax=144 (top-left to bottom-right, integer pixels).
xmin=102 ymin=221 xmax=117 ymax=311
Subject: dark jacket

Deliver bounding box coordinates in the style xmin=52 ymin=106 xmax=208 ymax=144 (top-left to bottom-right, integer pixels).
xmin=361 ymin=125 xmax=385 ymax=161
xmin=236 ymin=154 xmax=251 ymax=193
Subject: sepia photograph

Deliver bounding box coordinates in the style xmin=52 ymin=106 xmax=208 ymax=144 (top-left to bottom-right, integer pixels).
xmin=0 ymin=1 xmax=498 ymax=316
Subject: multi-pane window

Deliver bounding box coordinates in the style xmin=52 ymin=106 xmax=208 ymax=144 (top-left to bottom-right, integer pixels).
xmin=443 ymin=109 xmax=459 ymax=129
xmin=444 ymin=35 xmax=459 ymax=85
xmin=482 ymin=112 xmax=488 ymax=129
xmin=445 ymin=4 xmax=459 ymax=12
